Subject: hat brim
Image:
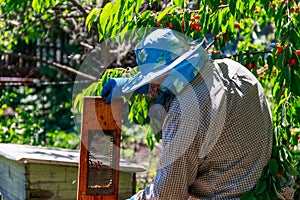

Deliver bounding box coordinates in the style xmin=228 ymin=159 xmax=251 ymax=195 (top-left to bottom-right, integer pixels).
xmin=122 ymin=43 xmax=203 ymax=93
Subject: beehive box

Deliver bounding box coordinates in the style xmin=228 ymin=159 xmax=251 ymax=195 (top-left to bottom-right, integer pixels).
xmin=0 ymin=144 xmax=145 ymax=200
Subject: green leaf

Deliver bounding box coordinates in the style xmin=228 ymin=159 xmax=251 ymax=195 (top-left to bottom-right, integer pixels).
xmin=157 ymin=5 xmax=176 ymax=22
xmin=240 ymin=190 xmax=255 ymax=200
xmin=86 ymin=8 xmax=100 ymax=31
xmin=290 ymin=27 xmax=300 ymax=45
xmin=281 ymin=105 xmax=289 ymax=127
xmin=287 ymin=166 xmax=299 ymax=176
xmin=173 ymin=0 xmax=184 ymax=9
xmin=171 ymin=17 xmax=182 ymax=32
xmin=135 ymin=112 xmax=144 ymax=125
xmin=140 ymin=10 xmax=151 ymax=20
xmin=203 ymin=12 xmax=210 ymax=33
xmin=274 ymin=3 xmax=286 ymax=40
xmin=255 ymin=180 xmax=267 ymax=195
xmin=211 ymin=14 xmax=219 ymax=34
xmin=271 ymin=180 xmax=280 ymax=199
xmin=228 ymin=14 xmax=235 ymax=33
xmin=32 ymin=0 xmax=41 ymax=13
xmin=50 ymin=0 xmax=55 ymax=6
xmin=248 ymin=0 xmax=255 ymax=12
xmin=212 ymin=0 xmax=220 ymax=11
xmin=291 ymin=70 xmax=300 ymax=96
xmin=269 ymin=159 xmax=278 ymax=176
xmin=120 ymin=22 xmax=130 ymax=42
xmin=267 ymin=55 xmax=273 ymax=70
xmin=45 ymin=0 xmax=50 ymax=7
xmin=261 ymin=190 xmax=272 ymax=200
xmin=282 ymin=67 xmax=291 ymax=88
xmin=73 ymin=93 xmax=83 ymax=111
xmin=135 ymin=0 xmax=145 ymax=13
xmin=272 ymin=78 xmax=281 ymax=97
xmin=124 ymin=3 xmax=135 ymax=22
xmin=113 ymin=0 xmax=126 ymax=26
xmin=141 ymin=97 xmax=148 ymax=119
xmin=146 ymin=127 xmax=154 ymax=150
xmin=277 ymin=51 xmax=284 ymax=70
xmin=261 ymin=0 xmax=269 ymax=12
xmin=237 ymin=0 xmax=245 ymax=13
xmin=99 ymin=2 xmax=113 ymax=35
xmin=229 ymin=0 xmax=237 ymax=16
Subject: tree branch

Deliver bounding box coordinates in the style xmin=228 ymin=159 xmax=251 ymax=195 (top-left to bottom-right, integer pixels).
xmin=2 ymin=50 xmax=99 ymax=81
xmin=68 ymin=0 xmax=88 ymax=16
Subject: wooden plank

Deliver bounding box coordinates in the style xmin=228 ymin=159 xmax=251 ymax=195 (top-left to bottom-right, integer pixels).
xmin=30 ymin=182 xmax=77 ymax=191
xmin=118 ymin=172 xmax=133 ymax=199
xmin=0 ymin=156 xmax=26 ymax=200
xmin=27 ymin=163 xmax=133 ymax=200
xmin=78 ymin=97 xmax=123 ymax=200
xmin=26 ymin=163 xmax=76 ymax=200
xmin=28 ymin=163 xmax=69 ymax=182
xmin=65 ymin=165 xmax=79 ymax=182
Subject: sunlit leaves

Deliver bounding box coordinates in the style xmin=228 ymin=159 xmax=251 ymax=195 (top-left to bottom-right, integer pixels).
xmin=86 ymin=8 xmax=100 ymax=32
xmin=157 ymin=5 xmax=177 ymax=22
xmin=32 ymin=0 xmax=57 ymax=13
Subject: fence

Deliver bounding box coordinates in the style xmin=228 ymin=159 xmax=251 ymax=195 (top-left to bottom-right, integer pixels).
xmin=0 ymin=31 xmax=77 ymax=85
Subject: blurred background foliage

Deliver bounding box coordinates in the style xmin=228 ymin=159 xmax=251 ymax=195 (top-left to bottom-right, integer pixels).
xmin=0 ymin=0 xmax=300 ymax=198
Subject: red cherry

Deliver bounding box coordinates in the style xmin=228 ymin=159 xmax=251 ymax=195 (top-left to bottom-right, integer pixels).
xmin=234 ymin=22 xmax=240 ymax=29
xmin=254 ymin=9 xmax=258 ymax=14
xmin=181 ymin=20 xmax=185 ymax=29
xmin=191 ymin=17 xmax=195 ymax=22
xmin=194 ymin=23 xmax=201 ymax=31
xmin=288 ymin=58 xmax=296 ymax=66
xmin=296 ymin=50 xmax=300 ymax=56
xmin=276 ymin=172 xmax=281 ymax=179
xmin=296 ymin=7 xmax=299 ymax=14
xmin=169 ymin=23 xmax=173 ymax=28
xmin=276 ymin=46 xmax=283 ymax=56
xmin=290 ymin=7 xmax=295 ymax=13
xmin=194 ymin=15 xmax=200 ymax=20
xmin=270 ymin=2 xmax=276 ymax=8
xmin=276 ymin=51 xmax=281 ymax=56
xmin=248 ymin=63 xmax=253 ymax=69
xmin=215 ymin=34 xmax=220 ymax=40
xmin=157 ymin=21 xmax=162 ymax=26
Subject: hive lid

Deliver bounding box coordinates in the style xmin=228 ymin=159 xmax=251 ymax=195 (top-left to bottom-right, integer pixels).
xmin=0 ymin=143 xmax=145 ymax=172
